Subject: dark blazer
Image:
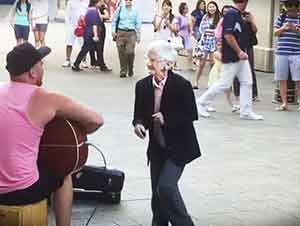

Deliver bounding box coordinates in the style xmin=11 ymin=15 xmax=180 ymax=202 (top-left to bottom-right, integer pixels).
xmin=133 ymin=70 xmax=201 ymax=166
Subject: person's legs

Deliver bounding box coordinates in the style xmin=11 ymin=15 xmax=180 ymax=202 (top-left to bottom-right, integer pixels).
xmin=66 ymin=45 xmax=72 ymax=60
xmin=73 ymin=40 xmax=91 ymax=70
xmin=157 ymin=160 xmax=194 ymax=226
xmin=224 ymin=89 xmax=233 ymax=107
xmin=236 ymin=60 xmax=253 ymax=116
xmin=194 ymin=56 xmax=206 ymax=88
xmin=116 ymin=31 xmax=128 ymax=77
xmin=279 ymin=80 xmax=288 ymax=108
xmin=150 ymin=153 xmax=169 ymax=226
xmin=197 ymin=62 xmax=238 ymax=116
xmin=247 ymin=47 xmax=258 ymax=99
xmin=39 ymin=31 xmax=46 ymax=47
xmin=53 ymin=175 xmax=73 ymax=226
xmin=34 ymin=29 xmax=40 ymax=48
xmin=126 ymin=31 xmax=137 ymax=77
xmin=275 ymin=55 xmax=289 ymax=109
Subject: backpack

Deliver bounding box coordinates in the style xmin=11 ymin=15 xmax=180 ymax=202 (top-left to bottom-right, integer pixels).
xmin=74 ymin=15 xmax=86 ymax=37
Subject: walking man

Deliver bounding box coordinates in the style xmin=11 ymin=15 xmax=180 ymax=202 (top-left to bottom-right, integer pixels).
xmin=133 ymin=40 xmax=201 ymax=226
xmin=197 ymin=0 xmax=263 ymax=120
xmin=112 ymin=0 xmax=141 ymax=78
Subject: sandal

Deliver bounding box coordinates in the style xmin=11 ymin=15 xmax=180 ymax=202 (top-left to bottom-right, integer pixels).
xmin=276 ymin=105 xmax=288 ymax=111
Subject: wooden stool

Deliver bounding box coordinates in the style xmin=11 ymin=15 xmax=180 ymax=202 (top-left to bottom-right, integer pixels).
xmin=0 ymin=199 xmax=47 ymax=226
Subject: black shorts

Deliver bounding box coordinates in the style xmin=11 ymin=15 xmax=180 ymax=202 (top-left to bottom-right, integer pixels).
xmin=0 ymin=169 xmax=64 ymax=205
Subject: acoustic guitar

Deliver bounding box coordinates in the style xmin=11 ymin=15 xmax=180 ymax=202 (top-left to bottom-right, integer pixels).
xmin=38 ymin=117 xmax=88 ymax=178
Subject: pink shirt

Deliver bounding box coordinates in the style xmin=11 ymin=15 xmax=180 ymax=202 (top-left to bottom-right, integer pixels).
xmin=0 ymin=82 xmax=43 ymax=193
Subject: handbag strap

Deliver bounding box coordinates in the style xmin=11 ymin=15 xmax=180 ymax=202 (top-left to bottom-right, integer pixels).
xmin=85 ymin=141 xmax=107 ymax=168
xmin=115 ymin=6 xmax=122 ymax=32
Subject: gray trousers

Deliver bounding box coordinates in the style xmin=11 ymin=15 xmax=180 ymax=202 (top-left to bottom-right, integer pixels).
xmin=150 ymin=152 xmax=195 ymax=226
xmin=116 ymin=30 xmax=136 ymax=76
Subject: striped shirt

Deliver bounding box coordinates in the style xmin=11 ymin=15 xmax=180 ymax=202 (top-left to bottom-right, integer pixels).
xmin=274 ymin=14 xmax=300 ymax=55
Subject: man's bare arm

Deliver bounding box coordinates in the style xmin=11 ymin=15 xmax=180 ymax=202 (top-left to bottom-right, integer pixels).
xmin=28 ymin=89 xmax=103 ymax=134
xmin=224 ymin=33 xmax=242 ymax=55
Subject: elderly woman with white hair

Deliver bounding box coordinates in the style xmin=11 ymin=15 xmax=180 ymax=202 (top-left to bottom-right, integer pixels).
xmin=133 ymin=40 xmax=201 ymax=226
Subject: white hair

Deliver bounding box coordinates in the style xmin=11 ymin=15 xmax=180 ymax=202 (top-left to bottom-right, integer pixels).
xmin=146 ymin=40 xmax=177 ymax=63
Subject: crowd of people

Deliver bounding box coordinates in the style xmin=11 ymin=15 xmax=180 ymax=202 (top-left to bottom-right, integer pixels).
xmin=1 ymin=0 xmax=300 ymax=225
xmin=7 ymin=0 xmax=300 ymax=115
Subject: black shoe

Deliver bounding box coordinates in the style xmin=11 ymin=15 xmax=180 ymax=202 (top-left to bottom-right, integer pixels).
xmin=100 ymin=66 xmax=112 ymax=72
xmin=120 ymin=74 xmax=126 ymax=78
xmin=128 ymin=72 xmax=134 ymax=77
xmin=71 ymin=65 xmax=82 ymax=72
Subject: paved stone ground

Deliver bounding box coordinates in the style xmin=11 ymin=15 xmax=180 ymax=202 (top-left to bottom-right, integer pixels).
xmin=1 ymin=11 xmax=300 ymax=226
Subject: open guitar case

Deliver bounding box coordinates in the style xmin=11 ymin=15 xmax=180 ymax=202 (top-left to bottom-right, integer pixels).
xmin=72 ymin=142 xmax=125 ymax=204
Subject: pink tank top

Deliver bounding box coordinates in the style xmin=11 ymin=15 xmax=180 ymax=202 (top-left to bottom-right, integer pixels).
xmin=0 ymin=82 xmax=43 ymax=193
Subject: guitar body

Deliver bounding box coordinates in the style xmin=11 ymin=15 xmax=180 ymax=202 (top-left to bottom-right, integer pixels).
xmin=38 ymin=117 xmax=88 ymax=178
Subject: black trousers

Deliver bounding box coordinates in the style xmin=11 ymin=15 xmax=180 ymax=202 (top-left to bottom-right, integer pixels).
xmin=90 ymin=24 xmax=106 ymax=67
xmin=233 ymin=47 xmax=258 ymax=98
xmin=149 ymin=145 xmax=195 ymax=226
xmin=73 ymin=38 xmax=98 ymax=67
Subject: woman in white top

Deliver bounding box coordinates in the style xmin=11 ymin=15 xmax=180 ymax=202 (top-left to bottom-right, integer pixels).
xmin=31 ymin=0 xmax=49 ymax=48
xmin=62 ymin=0 xmax=89 ymax=67
xmin=153 ymin=0 xmax=176 ymax=41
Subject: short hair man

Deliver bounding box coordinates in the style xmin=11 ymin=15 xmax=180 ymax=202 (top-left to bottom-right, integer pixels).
xmin=133 ymin=40 xmax=201 ymax=226
xmin=274 ymin=0 xmax=300 ymax=111
xmin=197 ymin=0 xmax=264 ymax=120
xmin=0 ymin=43 xmax=103 ymax=226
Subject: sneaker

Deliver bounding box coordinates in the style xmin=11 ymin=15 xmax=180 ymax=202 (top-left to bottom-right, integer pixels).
xmin=62 ymin=60 xmax=71 ymax=67
xmin=232 ymin=105 xmax=240 ymax=113
xmin=207 ymin=106 xmax=216 ymax=112
xmin=240 ymin=112 xmax=264 ymax=121
xmin=71 ymin=65 xmax=82 ymax=72
xmin=82 ymin=61 xmax=89 ymax=68
xmin=197 ymin=104 xmax=210 ymax=118
xmin=100 ymin=66 xmax=112 ymax=72
xmin=128 ymin=72 xmax=134 ymax=77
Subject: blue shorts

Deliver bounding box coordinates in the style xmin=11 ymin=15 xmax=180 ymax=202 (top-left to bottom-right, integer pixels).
xmin=275 ymin=55 xmax=300 ymax=81
xmin=0 ymin=168 xmax=64 ymax=205
xmin=14 ymin=24 xmax=30 ymax=40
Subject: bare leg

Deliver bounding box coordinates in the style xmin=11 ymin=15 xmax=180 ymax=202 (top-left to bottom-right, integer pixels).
xmin=195 ymin=58 xmax=206 ymax=88
xmin=224 ymin=89 xmax=233 ymax=107
xmin=39 ymin=31 xmax=46 ymax=47
xmin=53 ymin=175 xmax=73 ymax=226
xmin=279 ymin=80 xmax=288 ymax=107
xmin=187 ymin=49 xmax=193 ymax=70
xmin=66 ymin=45 xmax=73 ymax=61
xmin=34 ymin=31 xmax=40 ymax=48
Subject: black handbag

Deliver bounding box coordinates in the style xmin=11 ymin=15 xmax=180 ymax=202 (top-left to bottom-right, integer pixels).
xmin=72 ymin=143 xmax=125 ymax=204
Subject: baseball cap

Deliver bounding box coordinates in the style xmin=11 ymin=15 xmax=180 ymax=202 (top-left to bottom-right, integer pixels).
xmin=6 ymin=43 xmax=51 ymax=76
